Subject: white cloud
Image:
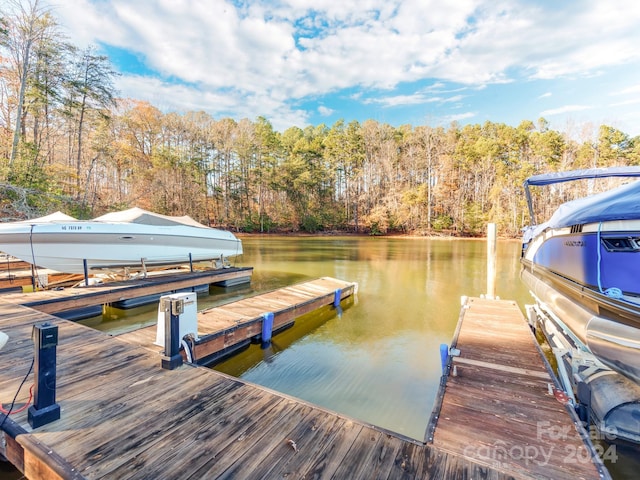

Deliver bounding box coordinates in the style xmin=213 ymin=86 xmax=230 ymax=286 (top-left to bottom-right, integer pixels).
xmin=317 ymin=105 xmax=334 ymax=116
xmin=367 ymin=94 xmax=430 ymax=107
xmin=540 ymin=105 xmax=592 ymax=117
xmin=609 ymin=98 xmax=640 ymax=107
xmin=116 ymin=74 xmax=309 ymax=130
xmin=538 ymin=92 xmax=552 ymax=99
xmin=610 ymin=84 xmax=640 ymax=96
xmin=441 ymin=95 xmax=464 ymax=103
xmin=440 ymin=112 xmax=477 ymax=124
xmin=366 ymin=91 xmax=464 ymax=108
xmin=45 ymin=0 xmax=640 ymax=130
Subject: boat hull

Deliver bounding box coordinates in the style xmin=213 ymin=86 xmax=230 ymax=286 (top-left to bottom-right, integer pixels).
xmin=0 ymin=222 xmax=242 ymax=274
xmin=524 ymin=223 xmax=640 ymax=297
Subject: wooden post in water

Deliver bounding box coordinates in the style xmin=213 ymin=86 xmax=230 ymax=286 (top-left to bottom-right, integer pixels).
xmin=486 ymin=223 xmax=497 ymax=299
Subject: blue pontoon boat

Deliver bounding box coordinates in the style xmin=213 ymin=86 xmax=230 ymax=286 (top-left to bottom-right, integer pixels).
xmin=521 ymin=166 xmax=640 ymax=444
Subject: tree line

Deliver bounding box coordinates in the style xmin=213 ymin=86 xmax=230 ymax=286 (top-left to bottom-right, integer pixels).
xmin=2 ymin=0 xmax=640 ymax=237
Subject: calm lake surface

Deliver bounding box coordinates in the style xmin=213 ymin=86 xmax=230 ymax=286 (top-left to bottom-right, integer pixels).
xmin=214 ymin=236 xmax=530 ymax=441
xmin=69 ymin=236 xmax=636 ymax=479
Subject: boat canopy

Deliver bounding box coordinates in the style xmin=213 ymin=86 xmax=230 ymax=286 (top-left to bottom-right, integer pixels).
xmin=524 ymin=166 xmax=640 ymax=187
xmin=93 ymin=207 xmax=209 ymax=229
xmin=524 ymin=167 xmax=640 ymax=225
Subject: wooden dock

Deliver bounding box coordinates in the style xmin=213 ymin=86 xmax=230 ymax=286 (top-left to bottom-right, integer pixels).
xmin=0 ymin=287 xmax=510 ymax=480
xmin=0 ymin=267 xmax=253 ymax=317
xmin=0 ymin=291 xmax=610 ymax=479
xmin=428 ymin=296 xmax=610 ymax=480
xmin=116 ymin=277 xmax=357 ymax=365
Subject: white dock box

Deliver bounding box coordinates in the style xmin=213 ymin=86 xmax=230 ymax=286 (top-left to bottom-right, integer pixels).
xmin=154 ymin=292 xmax=199 ymax=347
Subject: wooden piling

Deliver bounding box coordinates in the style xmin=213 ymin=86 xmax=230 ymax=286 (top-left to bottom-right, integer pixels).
xmin=486 ymin=222 xmax=497 ymax=299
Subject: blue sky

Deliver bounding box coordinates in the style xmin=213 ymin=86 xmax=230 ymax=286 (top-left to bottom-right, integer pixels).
xmin=47 ymin=0 xmax=640 ymax=135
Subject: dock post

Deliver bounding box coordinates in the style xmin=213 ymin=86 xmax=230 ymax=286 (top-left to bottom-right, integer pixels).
xmin=28 ymin=323 xmax=61 ymax=428
xmin=83 ymin=259 xmax=89 ymax=287
xmin=333 ymin=289 xmax=342 ymax=307
xmin=333 ymin=288 xmax=343 ymax=316
xmin=439 ymin=343 xmax=449 ymax=375
xmin=161 ymin=298 xmax=184 ymax=370
xmin=486 ymin=222 xmax=497 ymax=299
xmin=261 ymin=312 xmax=274 ymax=348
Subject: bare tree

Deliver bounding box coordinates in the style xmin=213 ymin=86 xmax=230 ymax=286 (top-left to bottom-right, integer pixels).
xmin=62 ymin=45 xmax=116 ymax=195
xmin=2 ymin=0 xmax=51 ymax=169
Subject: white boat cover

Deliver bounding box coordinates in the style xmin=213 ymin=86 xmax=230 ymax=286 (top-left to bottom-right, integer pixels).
xmin=18 ymin=211 xmax=77 ymax=223
xmin=93 ymin=207 xmax=209 ymax=229
xmin=523 ymin=167 xmax=640 ymax=242
xmin=544 ymin=179 xmax=640 ymax=229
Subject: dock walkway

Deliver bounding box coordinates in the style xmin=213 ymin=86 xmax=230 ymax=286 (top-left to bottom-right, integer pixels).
xmin=117 ymin=277 xmax=357 ymax=365
xmin=0 ymin=267 xmax=253 ymax=316
xmin=428 ymin=296 xmax=609 ymax=479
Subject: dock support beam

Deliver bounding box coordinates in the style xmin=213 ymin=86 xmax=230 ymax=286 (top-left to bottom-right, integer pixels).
xmin=28 ymin=323 xmax=61 ymax=429
xmin=30 ymin=264 xmax=36 ymax=292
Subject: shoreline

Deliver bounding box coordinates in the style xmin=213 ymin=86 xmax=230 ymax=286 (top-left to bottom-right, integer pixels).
xmin=235 ymin=231 xmax=522 ymax=241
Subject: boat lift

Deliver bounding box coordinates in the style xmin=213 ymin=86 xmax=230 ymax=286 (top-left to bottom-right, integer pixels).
xmin=526 ymin=298 xmax=640 ymax=445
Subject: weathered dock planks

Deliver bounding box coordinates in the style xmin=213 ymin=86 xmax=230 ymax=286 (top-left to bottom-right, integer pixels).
xmin=428 ymin=296 xmax=610 ymax=480
xmin=0 ymin=266 xmax=253 ymax=315
xmin=116 ymin=276 xmax=356 ymax=364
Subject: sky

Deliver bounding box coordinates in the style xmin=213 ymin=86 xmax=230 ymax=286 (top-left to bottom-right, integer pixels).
xmin=43 ymin=0 xmax=640 ymax=135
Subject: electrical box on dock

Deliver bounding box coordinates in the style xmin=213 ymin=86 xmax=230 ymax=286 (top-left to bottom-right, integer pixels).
xmin=154 ymin=292 xmax=199 ymax=347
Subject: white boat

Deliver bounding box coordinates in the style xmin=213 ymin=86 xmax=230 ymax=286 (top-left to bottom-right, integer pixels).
xmin=0 ymin=207 xmax=242 ymax=274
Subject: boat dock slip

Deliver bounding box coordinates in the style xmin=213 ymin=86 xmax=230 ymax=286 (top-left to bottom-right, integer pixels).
xmin=116 ymin=277 xmax=356 ymax=365
xmin=0 ymin=267 xmax=253 ymax=316
xmin=0 ymin=264 xmax=85 ymax=293
xmin=428 ymin=297 xmax=610 ymax=480
xmin=2 ymin=296 xmax=550 ymax=480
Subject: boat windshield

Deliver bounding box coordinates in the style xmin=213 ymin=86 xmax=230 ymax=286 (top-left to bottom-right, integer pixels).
xmin=93 ymin=207 xmax=209 ymax=228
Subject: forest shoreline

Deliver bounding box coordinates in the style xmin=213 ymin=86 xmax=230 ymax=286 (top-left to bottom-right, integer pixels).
xmin=235 ymin=230 xmax=522 ymax=241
